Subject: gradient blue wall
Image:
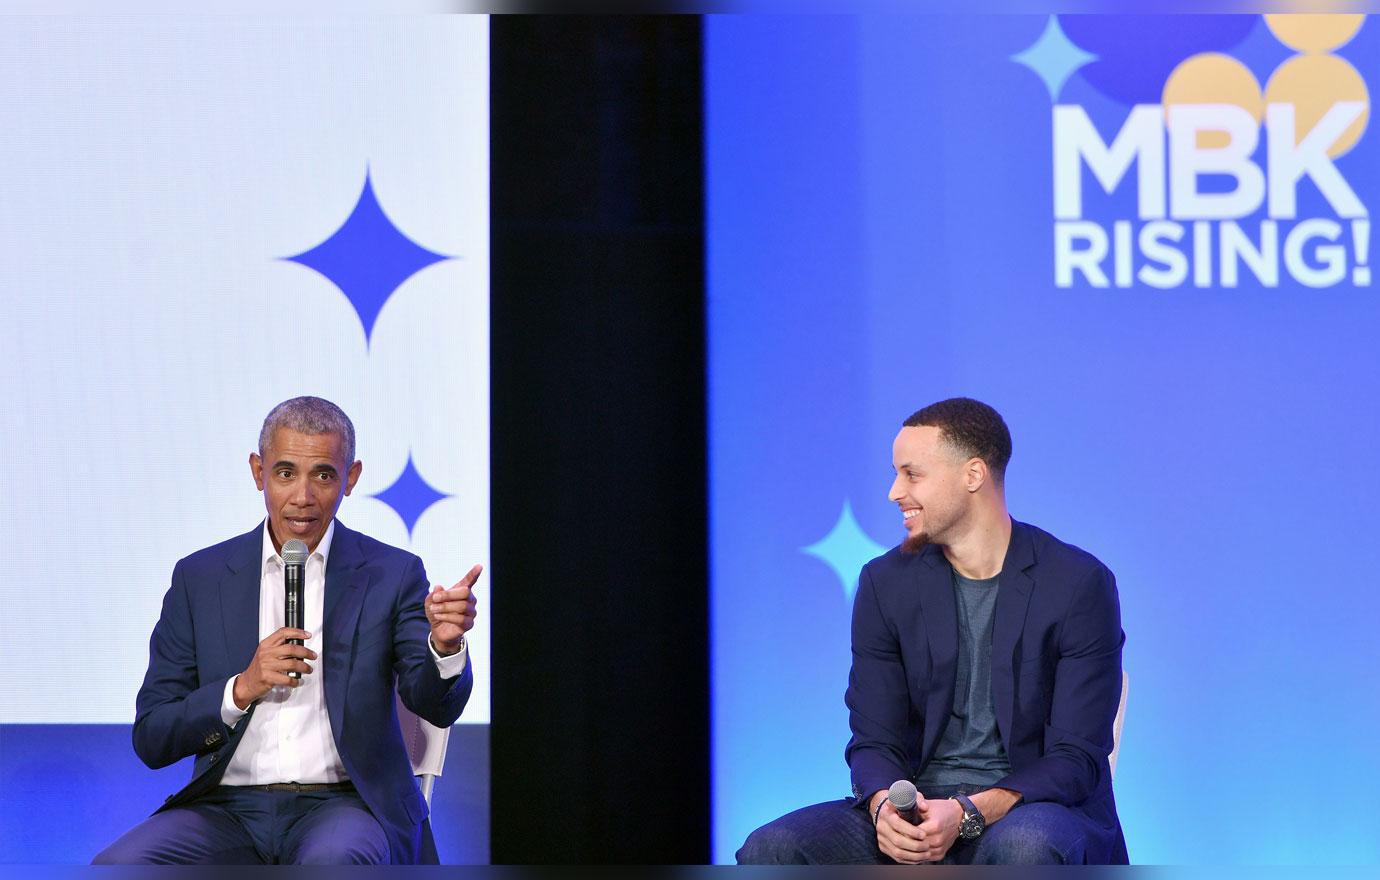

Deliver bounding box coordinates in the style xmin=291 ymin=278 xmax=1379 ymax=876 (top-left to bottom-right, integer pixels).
xmin=709 ymin=14 xmax=1380 ymax=864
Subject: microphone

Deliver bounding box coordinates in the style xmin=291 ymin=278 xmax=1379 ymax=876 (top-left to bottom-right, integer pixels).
xmin=282 ymin=539 xmax=309 ymax=681
xmin=888 ymin=779 xmax=923 ymax=825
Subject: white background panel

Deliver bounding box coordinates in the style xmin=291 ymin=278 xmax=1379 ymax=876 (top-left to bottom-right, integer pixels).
xmin=0 ymin=15 xmax=489 ymax=724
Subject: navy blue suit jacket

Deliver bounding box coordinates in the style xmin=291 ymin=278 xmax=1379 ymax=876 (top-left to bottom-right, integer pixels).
xmin=845 ymin=519 xmax=1128 ymax=864
xmin=131 ymin=521 xmax=474 ymax=865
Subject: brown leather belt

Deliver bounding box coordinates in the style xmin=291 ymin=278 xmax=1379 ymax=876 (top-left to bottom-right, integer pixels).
xmin=245 ymin=781 xmax=354 ymax=793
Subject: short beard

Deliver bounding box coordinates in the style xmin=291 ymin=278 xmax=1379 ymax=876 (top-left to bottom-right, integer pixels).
xmin=900 ymin=532 xmax=930 ymax=555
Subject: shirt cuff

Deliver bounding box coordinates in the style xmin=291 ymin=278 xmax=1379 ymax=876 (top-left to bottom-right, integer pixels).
xmin=430 ymin=635 xmax=469 ymax=678
xmin=221 ymin=676 xmax=249 ymax=728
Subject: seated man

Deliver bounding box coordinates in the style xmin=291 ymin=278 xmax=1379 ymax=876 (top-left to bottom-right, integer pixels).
xmin=95 ymin=396 xmax=481 ymax=865
xmin=738 ymin=397 xmax=1128 ymax=865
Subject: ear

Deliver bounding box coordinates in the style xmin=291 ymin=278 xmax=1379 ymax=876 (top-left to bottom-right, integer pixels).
xmin=343 ymin=460 xmax=363 ymax=496
xmin=250 ymin=452 xmax=265 ymax=491
xmin=964 ymin=457 xmax=988 ymax=494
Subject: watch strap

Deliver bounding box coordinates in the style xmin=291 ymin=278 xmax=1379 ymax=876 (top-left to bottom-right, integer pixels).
xmin=952 ymin=792 xmax=984 ymax=839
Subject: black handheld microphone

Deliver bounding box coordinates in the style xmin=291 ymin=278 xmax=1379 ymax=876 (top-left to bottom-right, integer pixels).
xmin=282 ymin=539 xmax=309 ymax=681
xmin=888 ymin=779 xmax=923 ymax=825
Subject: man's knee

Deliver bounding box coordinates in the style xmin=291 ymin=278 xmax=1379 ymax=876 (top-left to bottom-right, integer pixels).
xmin=290 ymin=805 xmax=390 ymax=865
xmin=737 ymin=800 xmax=879 ymax=865
xmin=975 ymin=803 xmax=1084 ymax=865
xmin=294 ymin=836 xmax=389 ymax=865
xmin=91 ymin=839 xmax=142 ymax=865
xmin=736 ymin=818 xmax=807 ymax=865
xmin=91 ymin=824 xmax=176 ymax=864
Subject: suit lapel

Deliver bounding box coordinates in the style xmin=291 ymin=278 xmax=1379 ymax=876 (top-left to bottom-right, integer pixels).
xmin=323 ymin=521 xmax=368 ymax=739
xmin=914 ymin=544 xmax=957 ymax=762
xmin=219 ymin=524 xmax=265 ymax=675
xmin=991 ymin=520 xmax=1036 ymax=755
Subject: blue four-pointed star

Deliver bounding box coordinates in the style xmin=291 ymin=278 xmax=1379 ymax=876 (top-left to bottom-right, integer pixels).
xmin=801 ymin=501 xmax=889 ymax=603
xmin=1011 ymin=15 xmax=1098 ymax=102
xmin=372 ymin=452 xmax=450 ymax=540
xmin=283 ymin=170 xmax=451 ymax=346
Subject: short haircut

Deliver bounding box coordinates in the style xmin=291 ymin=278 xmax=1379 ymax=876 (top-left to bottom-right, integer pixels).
xmin=258 ymin=396 xmax=356 ymax=464
xmin=903 ymin=397 xmax=1012 ymax=483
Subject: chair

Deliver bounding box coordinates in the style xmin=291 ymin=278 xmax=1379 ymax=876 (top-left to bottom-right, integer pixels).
xmin=395 ymin=692 xmax=452 ymax=806
xmin=1108 ymin=671 xmax=1129 ymax=779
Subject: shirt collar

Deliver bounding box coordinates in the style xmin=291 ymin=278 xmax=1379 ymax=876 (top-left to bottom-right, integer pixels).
xmin=261 ymin=519 xmax=336 ymax=573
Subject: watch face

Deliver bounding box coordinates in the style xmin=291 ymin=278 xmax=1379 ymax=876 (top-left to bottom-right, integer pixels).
xmin=961 ymin=813 xmax=984 ymax=839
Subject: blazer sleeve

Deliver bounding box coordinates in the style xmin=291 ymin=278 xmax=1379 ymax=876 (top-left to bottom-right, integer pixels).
xmin=996 ymin=563 xmax=1124 ymax=806
xmin=844 ymin=562 xmax=919 ymax=807
xmin=392 ymin=555 xmax=473 ymax=729
xmin=132 ymin=560 xmax=236 ymax=769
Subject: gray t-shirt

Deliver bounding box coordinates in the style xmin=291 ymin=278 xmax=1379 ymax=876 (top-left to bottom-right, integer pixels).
xmin=914 ymin=569 xmax=1013 ymax=788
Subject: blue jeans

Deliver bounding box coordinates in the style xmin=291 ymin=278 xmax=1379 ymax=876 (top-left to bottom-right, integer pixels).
xmin=91 ymin=784 xmax=389 ymax=865
xmin=737 ymin=784 xmax=1104 ymax=865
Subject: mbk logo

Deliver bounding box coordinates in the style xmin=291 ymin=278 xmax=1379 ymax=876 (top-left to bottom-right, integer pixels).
xmin=1016 ymin=14 xmax=1373 ymax=289
xmin=1054 ymin=102 xmax=1370 ymax=288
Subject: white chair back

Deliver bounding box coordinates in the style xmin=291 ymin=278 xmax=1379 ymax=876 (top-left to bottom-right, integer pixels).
xmin=395 ymin=691 xmax=452 ymax=806
xmin=1108 ymin=671 xmax=1129 ymax=779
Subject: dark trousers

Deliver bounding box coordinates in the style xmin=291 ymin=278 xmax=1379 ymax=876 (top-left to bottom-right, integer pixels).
xmin=92 ymin=784 xmax=389 ymax=865
xmin=737 ymin=784 xmax=1111 ymax=865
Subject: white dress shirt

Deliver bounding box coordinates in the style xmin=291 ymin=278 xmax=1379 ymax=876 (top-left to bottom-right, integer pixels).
xmin=218 ymin=520 xmax=467 ymax=785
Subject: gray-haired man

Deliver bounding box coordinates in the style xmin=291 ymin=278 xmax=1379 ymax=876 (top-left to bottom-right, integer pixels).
xmin=95 ymin=396 xmax=480 ymax=864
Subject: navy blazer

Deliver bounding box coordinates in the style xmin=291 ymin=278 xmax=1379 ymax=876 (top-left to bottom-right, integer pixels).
xmin=845 ymin=519 xmax=1128 ymax=864
xmin=131 ymin=521 xmax=474 ymax=865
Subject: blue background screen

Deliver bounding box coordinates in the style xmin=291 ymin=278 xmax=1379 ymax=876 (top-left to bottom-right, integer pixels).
xmin=708 ymin=14 xmax=1380 ymax=865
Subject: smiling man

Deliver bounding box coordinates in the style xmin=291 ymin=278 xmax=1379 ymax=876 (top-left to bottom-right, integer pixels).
xmin=737 ymin=397 xmax=1128 ymax=865
xmin=94 ymin=396 xmax=480 ymax=865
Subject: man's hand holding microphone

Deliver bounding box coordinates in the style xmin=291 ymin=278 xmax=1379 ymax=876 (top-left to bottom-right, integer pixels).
xmin=870 ymin=780 xmax=963 ymax=864
xmin=231 ymin=628 xmax=316 ymax=710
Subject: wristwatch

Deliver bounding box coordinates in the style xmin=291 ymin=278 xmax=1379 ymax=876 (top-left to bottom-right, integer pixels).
xmin=952 ymin=793 xmax=986 ymax=840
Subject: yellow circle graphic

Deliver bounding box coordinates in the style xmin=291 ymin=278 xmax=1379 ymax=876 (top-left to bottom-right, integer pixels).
xmin=1264 ymin=53 xmax=1370 ymax=158
xmin=1162 ymin=53 xmax=1263 ymax=150
xmin=1265 ymin=14 xmax=1365 ymax=53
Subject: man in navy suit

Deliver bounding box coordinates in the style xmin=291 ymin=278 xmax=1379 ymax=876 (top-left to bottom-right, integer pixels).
xmin=94 ymin=396 xmax=480 ymax=865
xmin=738 ymin=398 xmax=1127 ymax=865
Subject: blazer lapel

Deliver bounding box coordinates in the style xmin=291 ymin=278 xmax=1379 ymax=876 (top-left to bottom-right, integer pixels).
xmin=914 ymin=544 xmax=958 ymax=763
xmin=323 ymin=522 xmax=368 ymax=739
xmin=991 ymin=519 xmax=1036 ymax=755
xmin=219 ymin=524 xmax=265 ymax=676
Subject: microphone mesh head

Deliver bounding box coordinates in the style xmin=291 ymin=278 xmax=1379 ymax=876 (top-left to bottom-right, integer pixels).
xmin=281 ymin=539 xmax=309 ymax=566
xmin=888 ymin=779 xmax=918 ymax=812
